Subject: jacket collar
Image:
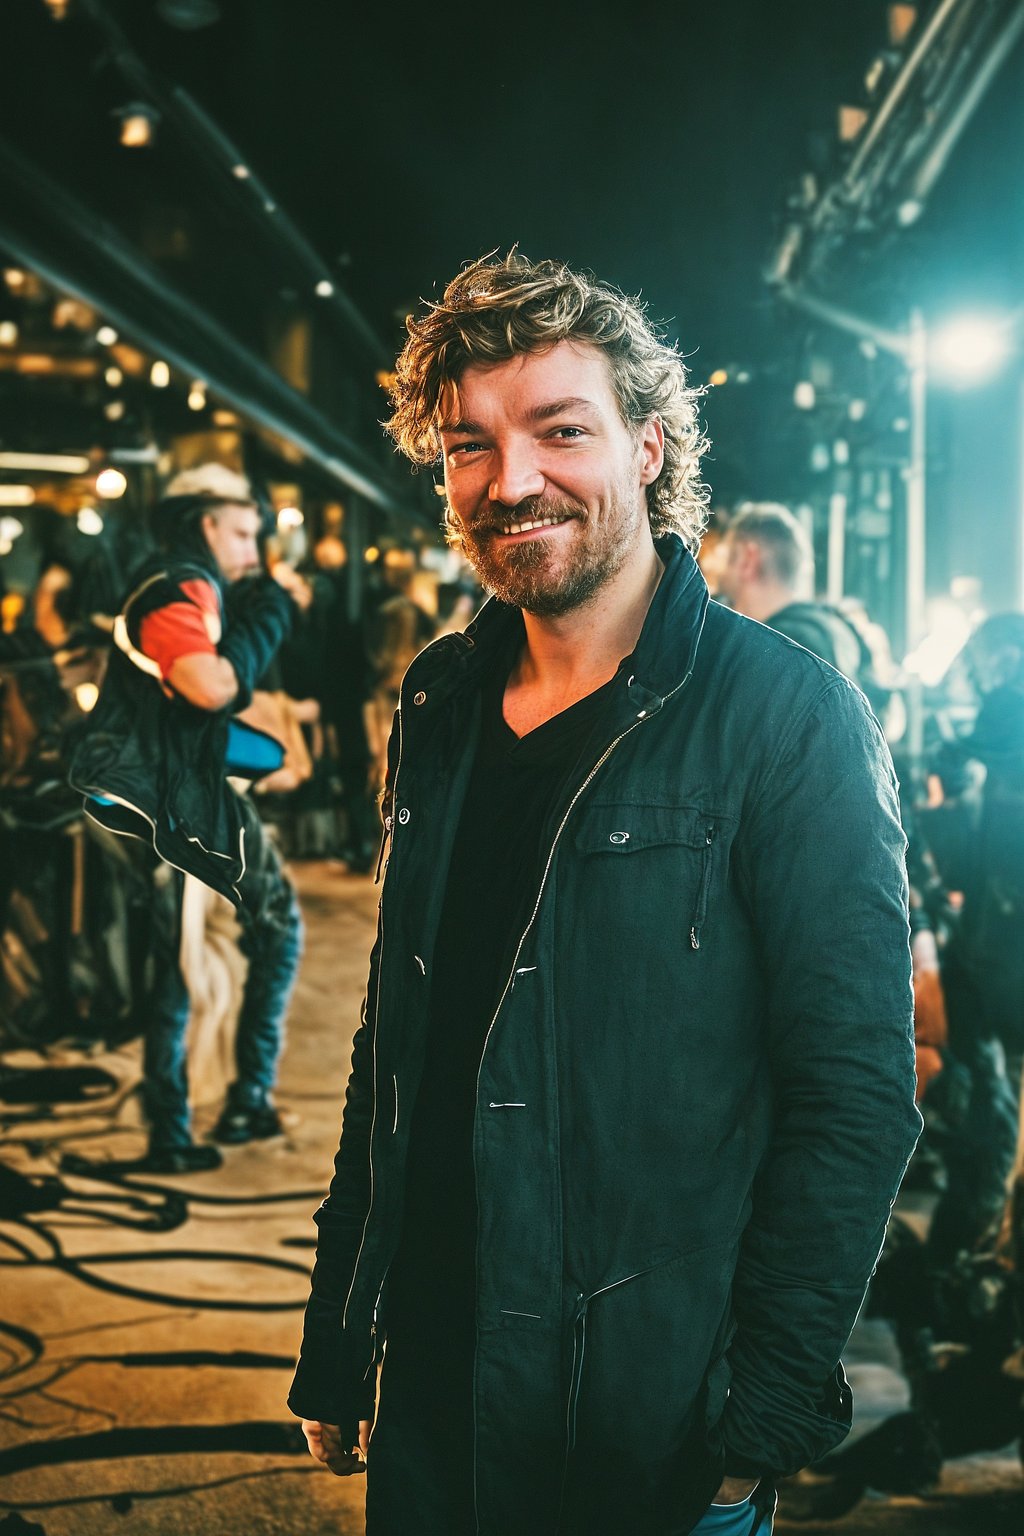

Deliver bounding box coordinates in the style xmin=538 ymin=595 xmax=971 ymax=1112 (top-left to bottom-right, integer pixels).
xmin=411 ymin=533 xmax=710 ymax=716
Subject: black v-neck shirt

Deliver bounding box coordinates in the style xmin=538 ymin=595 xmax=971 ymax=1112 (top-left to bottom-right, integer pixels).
xmin=384 ymin=653 xmax=619 ymax=1372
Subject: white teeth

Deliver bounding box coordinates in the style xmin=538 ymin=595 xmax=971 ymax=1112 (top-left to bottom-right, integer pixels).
xmin=502 ymin=515 xmax=567 ymax=535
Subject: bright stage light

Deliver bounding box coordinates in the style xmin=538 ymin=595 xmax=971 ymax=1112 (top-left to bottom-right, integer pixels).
xmin=930 ymin=314 xmax=1013 ymax=386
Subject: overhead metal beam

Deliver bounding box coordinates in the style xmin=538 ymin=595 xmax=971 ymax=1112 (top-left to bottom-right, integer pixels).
xmin=0 ymin=136 xmax=406 ymax=514
xmin=74 ymin=0 xmax=389 ymax=365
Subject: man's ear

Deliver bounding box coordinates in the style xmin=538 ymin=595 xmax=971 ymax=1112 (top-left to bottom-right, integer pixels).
xmin=737 ymin=539 xmax=763 ymax=581
xmin=638 ymin=415 xmax=665 ymax=486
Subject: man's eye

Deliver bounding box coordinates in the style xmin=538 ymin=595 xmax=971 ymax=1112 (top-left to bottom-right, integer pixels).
xmin=551 ymin=426 xmax=585 ymax=440
xmin=447 ymin=441 xmax=485 ymax=459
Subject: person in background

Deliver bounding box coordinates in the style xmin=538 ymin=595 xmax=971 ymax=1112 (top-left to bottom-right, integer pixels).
xmin=924 ymin=614 xmax=1024 ymax=1261
xmin=69 ymin=463 xmax=309 ymax=1172
xmin=289 ymin=251 xmax=919 ymax=1536
xmin=365 ymin=548 xmax=435 ymax=791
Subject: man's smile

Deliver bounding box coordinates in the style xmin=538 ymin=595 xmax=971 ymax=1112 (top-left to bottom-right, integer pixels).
xmin=490 ymin=512 xmax=578 ymax=543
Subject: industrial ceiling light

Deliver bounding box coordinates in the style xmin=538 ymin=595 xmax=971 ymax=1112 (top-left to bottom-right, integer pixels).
xmin=149 ymin=360 xmax=171 ymax=387
xmin=929 ymin=313 xmax=1014 ymax=386
xmin=187 ymin=382 xmax=207 ymax=411
xmin=0 ymin=451 xmax=90 ymax=473
xmin=42 ymin=0 xmax=71 ymax=18
xmin=116 ymin=103 xmax=160 ymax=149
xmin=0 ymin=489 xmax=33 ymax=509
xmin=96 ymin=467 xmax=128 ymax=499
xmin=77 ymin=507 xmax=105 ymax=536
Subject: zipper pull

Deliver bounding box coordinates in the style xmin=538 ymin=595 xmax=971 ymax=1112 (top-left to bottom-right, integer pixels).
xmin=690 ymin=927 xmax=701 ymax=951
xmin=373 ymin=817 xmax=393 ymax=885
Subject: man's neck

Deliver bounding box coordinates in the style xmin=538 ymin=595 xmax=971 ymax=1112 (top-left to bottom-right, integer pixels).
xmin=504 ymin=537 xmax=664 ymax=732
xmin=744 ymin=582 xmax=800 ymax=625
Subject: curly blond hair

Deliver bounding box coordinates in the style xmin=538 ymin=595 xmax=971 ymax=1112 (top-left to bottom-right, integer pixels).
xmin=385 ymin=251 xmax=710 ymax=549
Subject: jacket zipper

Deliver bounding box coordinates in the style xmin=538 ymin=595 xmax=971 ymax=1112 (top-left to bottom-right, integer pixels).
xmin=689 ymin=822 xmax=716 ymax=950
xmin=471 ymin=682 xmax=697 ymax=1530
xmin=341 ymin=693 xmax=405 ymax=1330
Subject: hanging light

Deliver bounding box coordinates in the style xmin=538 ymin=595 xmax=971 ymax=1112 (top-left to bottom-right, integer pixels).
xmin=77 ymin=507 xmax=105 ymax=536
xmin=96 ymin=467 xmax=128 ymax=499
xmin=74 ymin=682 xmax=100 ymax=713
xmin=0 ymin=321 xmax=17 ymax=347
xmin=116 ymin=103 xmax=160 ymax=149
xmin=43 ymin=0 xmax=71 ymax=17
xmin=104 ymin=401 xmax=126 ymax=421
xmin=315 ymin=279 xmax=335 ymax=298
xmin=105 ymin=366 xmax=124 ymax=387
xmin=96 ymin=325 xmax=119 ymax=346
xmin=794 ymin=380 xmax=816 ymax=410
xmin=187 ymin=382 xmax=207 ymax=411
xmin=3 ymin=269 xmax=26 ymax=291
xmin=150 ymin=360 xmax=171 ymax=388
xmin=277 ymin=506 xmax=304 ymax=530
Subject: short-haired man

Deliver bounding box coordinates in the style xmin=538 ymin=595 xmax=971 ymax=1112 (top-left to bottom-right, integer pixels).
xmin=289 ymin=254 xmax=920 ymax=1535
xmin=716 ymin=502 xmax=862 ymax=673
xmin=70 ymin=464 xmax=307 ymax=1170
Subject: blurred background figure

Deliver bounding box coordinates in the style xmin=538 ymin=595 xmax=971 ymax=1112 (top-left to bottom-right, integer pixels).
xmin=68 ymin=463 xmax=309 ymax=1172
xmin=921 ymin=613 xmax=1024 ymax=1261
xmin=717 ymin=501 xmax=898 ymax=725
xmin=365 ymin=547 xmax=435 ymax=791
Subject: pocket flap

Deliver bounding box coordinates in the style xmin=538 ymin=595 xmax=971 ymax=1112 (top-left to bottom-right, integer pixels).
xmin=574 ymin=803 xmax=711 ymax=854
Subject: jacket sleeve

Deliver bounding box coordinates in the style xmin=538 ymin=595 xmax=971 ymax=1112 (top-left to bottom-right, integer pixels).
xmin=286 ymin=919 xmax=383 ymax=1433
xmin=218 ymin=576 xmax=295 ymax=711
xmin=722 ymin=679 xmax=921 ymax=1478
xmin=287 ymin=710 xmax=399 ymax=1432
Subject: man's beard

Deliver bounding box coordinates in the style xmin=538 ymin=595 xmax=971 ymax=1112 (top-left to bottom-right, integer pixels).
xmin=454 ymin=492 xmax=641 ymax=618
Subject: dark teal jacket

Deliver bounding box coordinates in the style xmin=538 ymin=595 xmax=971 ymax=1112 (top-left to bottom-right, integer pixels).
xmin=290 ymin=536 xmax=920 ymax=1534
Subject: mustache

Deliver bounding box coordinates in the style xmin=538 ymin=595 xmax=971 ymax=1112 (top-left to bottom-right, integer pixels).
xmin=458 ymin=495 xmax=587 ymax=535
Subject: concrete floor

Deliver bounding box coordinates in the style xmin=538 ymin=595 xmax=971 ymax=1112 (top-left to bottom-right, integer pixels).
xmin=1 ymin=860 xmax=1021 ymax=1533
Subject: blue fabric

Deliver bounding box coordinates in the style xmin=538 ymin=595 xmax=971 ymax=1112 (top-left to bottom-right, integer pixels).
xmin=690 ymin=1492 xmax=773 ymax=1534
xmin=225 ymin=718 xmax=285 ymax=777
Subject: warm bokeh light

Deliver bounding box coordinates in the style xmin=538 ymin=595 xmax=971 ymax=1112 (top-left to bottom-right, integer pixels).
xmin=96 ymin=468 xmax=128 ymax=499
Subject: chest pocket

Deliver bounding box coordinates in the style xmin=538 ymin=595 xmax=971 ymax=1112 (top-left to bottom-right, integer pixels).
xmin=573 ymin=803 xmax=724 ymax=951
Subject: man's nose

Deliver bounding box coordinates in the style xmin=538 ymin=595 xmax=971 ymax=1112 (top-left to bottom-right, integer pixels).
xmin=488 ymin=443 xmax=545 ymax=508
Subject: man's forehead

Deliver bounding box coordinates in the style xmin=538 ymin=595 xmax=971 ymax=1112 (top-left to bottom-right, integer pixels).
xmin=439 ymin=340 xmax=615 ymax=429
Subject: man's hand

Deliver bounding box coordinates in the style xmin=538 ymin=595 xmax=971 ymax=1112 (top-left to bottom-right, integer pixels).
xmin=271 ymin=562 xmax=313 ymax=610
xmin=300 ymin=1419 xmax=370 ymax=1476
xmin=712 ymin=1474 xmax=760 ymax=1505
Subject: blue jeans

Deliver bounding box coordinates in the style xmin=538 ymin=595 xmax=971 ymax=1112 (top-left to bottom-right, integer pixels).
xmin=142 ymin=795 xmax=303 ymax=1146
xmin=689 ymin=1486 xmax=776 ymax=1535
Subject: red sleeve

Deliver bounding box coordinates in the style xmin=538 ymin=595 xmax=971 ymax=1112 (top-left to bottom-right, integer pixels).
xmin=138 ymin=578 xmax=221 ymax=680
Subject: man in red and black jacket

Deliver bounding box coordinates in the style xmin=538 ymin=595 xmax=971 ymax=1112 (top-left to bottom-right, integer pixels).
xmin=70 ymin=463 xmax=308 ymax=1171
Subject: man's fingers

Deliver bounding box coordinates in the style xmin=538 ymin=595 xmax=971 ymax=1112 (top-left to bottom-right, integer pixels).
xmin=300 ymin=1420 xmax=367 ymax=1476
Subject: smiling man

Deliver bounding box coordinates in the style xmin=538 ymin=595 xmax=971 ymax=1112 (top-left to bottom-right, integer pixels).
xmin=289 ymin=252 xmax=921 ymax=1536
